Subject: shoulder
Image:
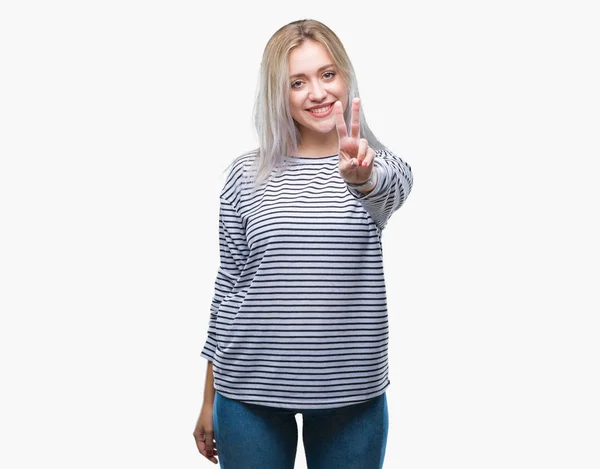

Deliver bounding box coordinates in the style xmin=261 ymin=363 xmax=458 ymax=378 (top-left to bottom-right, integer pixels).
xmin=227 ymin=150 xmax=258 ymax=176
xmin=220 ymin=149 xmax=259 ymax=201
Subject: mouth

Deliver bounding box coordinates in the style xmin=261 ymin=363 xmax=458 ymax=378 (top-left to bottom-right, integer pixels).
xmin=305 ymin=103 xmax=334 ymax=118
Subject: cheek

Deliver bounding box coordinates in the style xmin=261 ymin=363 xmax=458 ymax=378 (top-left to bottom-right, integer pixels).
xmin=332 ymin=85 xmax=348 ymax=109
xmin=289 ymin=96 xmax=305 ymax=118
xmin=340 ymin=86 xmax=349 ymax=104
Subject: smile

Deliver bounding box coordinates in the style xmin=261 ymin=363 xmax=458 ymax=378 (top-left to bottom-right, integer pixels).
xmin=306 ymin=103 xmax=334 ymax=118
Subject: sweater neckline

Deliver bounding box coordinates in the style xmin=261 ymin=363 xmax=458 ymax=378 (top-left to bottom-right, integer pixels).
xmin=285 ymin=154 xmax=338 ymax=164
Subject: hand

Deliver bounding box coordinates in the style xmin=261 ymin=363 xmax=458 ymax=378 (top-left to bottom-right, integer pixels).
xmin=193 ymin=403 xmax=218 ymax=464
xmin=335 ymin=97 xmax=376 ymax=185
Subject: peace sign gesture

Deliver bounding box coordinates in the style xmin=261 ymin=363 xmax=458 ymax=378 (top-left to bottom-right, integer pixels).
xmin=335 ymin=97 xmax=376 ymax=186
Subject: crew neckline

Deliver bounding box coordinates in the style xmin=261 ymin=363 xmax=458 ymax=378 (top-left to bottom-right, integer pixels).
xmin=285 ymin=154 xmax=338 ymax=163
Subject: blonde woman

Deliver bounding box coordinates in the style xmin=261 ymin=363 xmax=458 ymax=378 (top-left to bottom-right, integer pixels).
xmin=193 ymin=18 xmax=413 ymax=469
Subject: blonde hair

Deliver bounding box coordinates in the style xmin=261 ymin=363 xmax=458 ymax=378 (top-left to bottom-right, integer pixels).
xmin=248 ymin=19 xmax=387 ymax=186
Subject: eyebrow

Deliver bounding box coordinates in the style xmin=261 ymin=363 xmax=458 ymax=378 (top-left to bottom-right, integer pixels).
xmin=289 ymin=64 xmax=336 ymax=80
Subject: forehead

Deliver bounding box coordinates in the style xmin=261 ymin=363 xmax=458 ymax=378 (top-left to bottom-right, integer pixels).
xmin=288 ymin=40 xmax=334 ymax=74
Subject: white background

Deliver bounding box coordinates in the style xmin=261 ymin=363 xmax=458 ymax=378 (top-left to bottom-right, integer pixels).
xmin=1 ymin=0 xmax=599 ymax=468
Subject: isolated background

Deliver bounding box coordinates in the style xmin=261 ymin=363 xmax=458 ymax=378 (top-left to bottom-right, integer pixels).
xmin=1 ymin=0 xmax=599 ymax=468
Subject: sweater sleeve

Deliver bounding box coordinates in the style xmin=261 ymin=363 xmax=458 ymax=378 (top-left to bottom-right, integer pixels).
xmin=200 ymin=196 xmax=249 ymax=361
xmin=347 ymin=148 xmax=413 ymax=230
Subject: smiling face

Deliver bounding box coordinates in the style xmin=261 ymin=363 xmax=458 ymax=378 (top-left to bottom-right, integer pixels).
xmin=288 ymin=40 xmax=348 ymax=146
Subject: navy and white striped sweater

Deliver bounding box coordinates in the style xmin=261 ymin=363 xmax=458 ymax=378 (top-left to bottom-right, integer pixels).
xmin=201 ymin=149 xmax=413 ymax=409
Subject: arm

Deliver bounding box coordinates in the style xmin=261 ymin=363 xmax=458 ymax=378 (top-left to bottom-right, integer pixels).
xmin=193 ymin=361 xmax=218 ymax=464
xmin=203 ymin=360 xmax=216 ymax=406
xmin=347 ymin=148 xmax=413 ymax=229
xmin=195 ymin=168 xmax=249 ymax=464
xmin=200 ymin=196 xmax=248 ymax=361
xmin=334 ymin=98 xmax=414 ymax=229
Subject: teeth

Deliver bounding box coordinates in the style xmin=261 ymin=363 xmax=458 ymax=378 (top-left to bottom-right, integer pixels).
xmin=309 ymin=105 xmax=331 ymax=114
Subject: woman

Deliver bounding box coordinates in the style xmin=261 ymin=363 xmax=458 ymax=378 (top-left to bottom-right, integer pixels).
xmin=193 ymin=18 xmax=413 ymax=469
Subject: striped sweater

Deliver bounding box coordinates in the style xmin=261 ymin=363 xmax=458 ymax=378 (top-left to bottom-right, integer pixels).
xmin=201 ymin=148 xmax=413 ymax=409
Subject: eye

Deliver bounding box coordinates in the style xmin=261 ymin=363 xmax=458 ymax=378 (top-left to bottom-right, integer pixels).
xmin=323 ymin=71 xmax=336 ymax=79
xmin=291 ymin=80 xmax=304 ymax=89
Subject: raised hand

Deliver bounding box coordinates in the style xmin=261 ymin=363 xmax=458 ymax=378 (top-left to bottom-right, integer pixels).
xmin=335 ymin=97 xmax=376 ymax=186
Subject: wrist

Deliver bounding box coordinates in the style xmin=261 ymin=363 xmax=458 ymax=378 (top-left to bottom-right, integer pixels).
xmin=346 ymin=167 xmax=378 ymax=190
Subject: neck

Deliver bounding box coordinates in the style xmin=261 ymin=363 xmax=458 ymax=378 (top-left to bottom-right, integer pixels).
xmin=295 ymin=129 xmax=339 ymax=157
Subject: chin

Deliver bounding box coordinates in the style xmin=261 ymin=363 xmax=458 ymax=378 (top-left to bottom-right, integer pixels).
xmin=309 ymin=120 xmax=336 ymax=134
xmin=295 ymin=118 xmax=336 ymax=137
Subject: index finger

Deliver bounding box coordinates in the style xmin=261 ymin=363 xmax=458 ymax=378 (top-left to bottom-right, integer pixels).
xmin=350 ymin=97 xmax=360 ymax=139
xmin=334 ymin=101 xmax=348 ymax=139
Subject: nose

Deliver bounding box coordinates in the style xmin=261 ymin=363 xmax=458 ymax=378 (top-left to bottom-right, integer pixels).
xmin=308 ymin=80 xmax=327 ymax=101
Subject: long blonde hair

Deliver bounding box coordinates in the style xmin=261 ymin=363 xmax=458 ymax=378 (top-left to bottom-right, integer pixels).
xmin=248 ymin=19 xmax=387 ymax=186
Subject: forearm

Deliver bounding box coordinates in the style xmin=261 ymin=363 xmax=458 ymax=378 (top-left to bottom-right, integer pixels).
xmin=203 ymin=361 xmax=216 ymax=406
xmin=347 ymin=150 xmax=413 ymax=229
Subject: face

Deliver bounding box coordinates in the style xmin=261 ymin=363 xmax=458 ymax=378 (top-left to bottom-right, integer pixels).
xmin=287 ymin=40 xmax=348 ymax=139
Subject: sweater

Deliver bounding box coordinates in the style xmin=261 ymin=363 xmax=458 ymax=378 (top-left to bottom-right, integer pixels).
xmin=200 ymin=148 xmax=413 ymax=409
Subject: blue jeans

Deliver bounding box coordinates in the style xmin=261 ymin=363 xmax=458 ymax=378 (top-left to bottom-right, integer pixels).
xmin=213 ymin=392 xmax=388 ymax=469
